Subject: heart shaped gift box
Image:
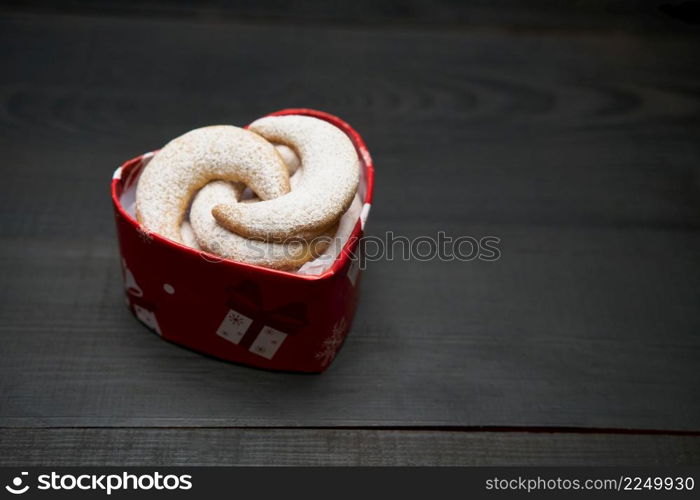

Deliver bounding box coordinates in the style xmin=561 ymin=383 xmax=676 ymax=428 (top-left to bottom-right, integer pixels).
xmin=111 ymin=109 xmax=374 ymax=372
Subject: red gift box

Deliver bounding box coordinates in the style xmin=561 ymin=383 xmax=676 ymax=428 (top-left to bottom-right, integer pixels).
xmin=111 ymin=109 xmax=374 ymax=372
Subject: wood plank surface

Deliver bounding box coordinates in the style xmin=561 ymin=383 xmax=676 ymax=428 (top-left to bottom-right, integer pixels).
xmin=4 ymin=0 xmax=698 ymax=33
xmin=2 ymin=428 xmax=699 ymax=466
xmin=0 ymin=5 xmax=699 ymax=444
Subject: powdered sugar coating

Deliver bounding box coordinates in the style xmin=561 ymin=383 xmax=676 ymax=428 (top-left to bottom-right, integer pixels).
xmin=177 ymin=144 xmax=322 ymax=269
xmin=275 ymin=143 xmax=301 ymax=175
xmin=189 ymin=181 xmax=333 ymax=270
xmin=135 ymin=125 xmax=290 ymax=241
xmin=238 ymin=144 xmax=302 ymax=201
xmin=212 ymin=115 xmax=360 ymax=241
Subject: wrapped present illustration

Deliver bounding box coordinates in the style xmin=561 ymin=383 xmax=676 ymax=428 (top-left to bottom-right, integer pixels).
xmin=121 ymin=257 xmax=162 ymax=335
xmin=133 ymin=303 xmax=162 ymax=335
xmin=217 ymin=281 xmax=308 ymax=360
xmin=121 ymin=258 xmax=143 ymax=298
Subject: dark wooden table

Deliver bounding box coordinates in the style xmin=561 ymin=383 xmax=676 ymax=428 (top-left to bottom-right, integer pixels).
xmin=1 ymin=2 xmax=699 ymax=465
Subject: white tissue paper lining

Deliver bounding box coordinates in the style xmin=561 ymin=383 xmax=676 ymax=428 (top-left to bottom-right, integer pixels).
xmin=119 ymin=150 xmax=367 ymax=276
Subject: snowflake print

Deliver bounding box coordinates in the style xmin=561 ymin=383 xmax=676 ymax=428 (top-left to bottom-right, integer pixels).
xmin=137 ymin=225 xmax=154 ymax=244
xmin=315 ymin=317 xmax=347 ymax=367
xmin=229 ymin=312 xmax=246 ymax=326
xmin=216 ymin=309 xmax=253 ymax=345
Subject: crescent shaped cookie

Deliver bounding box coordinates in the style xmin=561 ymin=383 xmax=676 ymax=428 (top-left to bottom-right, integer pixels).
xmin=189 ymin=181 xmax=334 ymax=270
xmin=136 ymin=125 xmax=290 ymax=242
xmin=237 ymin=143 xmax=303 ymax=202
xmin=212 ymin=115 xmax=360 ymax=242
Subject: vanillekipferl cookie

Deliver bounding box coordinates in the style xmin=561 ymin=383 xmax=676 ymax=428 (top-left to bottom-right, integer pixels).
xmin=187 ymin=180 xmax=338 ymax=270
xmin=212 ymin=115 xmax=360 ymax=241
xmin=135 ymin=115 xmax=360 ymax=270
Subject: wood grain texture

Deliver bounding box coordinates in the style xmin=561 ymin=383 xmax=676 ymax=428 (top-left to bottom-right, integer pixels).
xmin=0 ymin=8 xmax=699 ymax=443
xmin=4 ymin=0 xmax=698 ymax=33
xmin=2 ymin=428 xmax=699 ymax=466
